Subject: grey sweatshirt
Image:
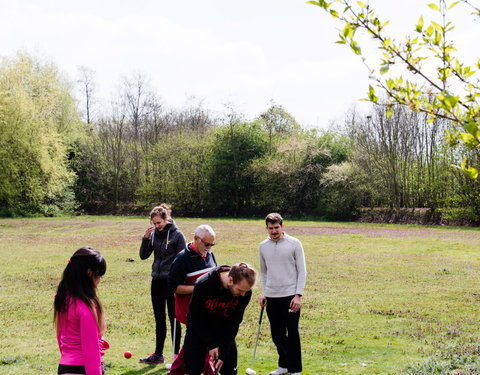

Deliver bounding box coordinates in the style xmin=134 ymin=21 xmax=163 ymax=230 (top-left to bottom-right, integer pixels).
xmin=259 ymin=233 xmax=307 ymax=298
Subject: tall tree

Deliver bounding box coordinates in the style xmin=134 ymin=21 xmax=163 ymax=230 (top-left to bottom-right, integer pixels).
xmin=77 ymin=66 xmax=96 ymax=125
xmin=259 ymin=103 xmax=300 ymax=153
xmin=0 ymin=54 xmax=81 ymax=215
xmin=136 ymin=129 xmax=212 ymax=214
xmin=96 ymin=103 xmax=131 ymax=209
xmin=208 ymin=118 xmax=269 ymax=216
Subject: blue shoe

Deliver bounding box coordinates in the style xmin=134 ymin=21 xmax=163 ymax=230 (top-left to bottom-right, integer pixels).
xmin=139 ymin=353 xmax=164 ymax=364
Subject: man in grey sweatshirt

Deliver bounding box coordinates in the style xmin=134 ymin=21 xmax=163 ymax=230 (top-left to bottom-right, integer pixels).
xmin=259 ymin=213 xmax=307 ymax=375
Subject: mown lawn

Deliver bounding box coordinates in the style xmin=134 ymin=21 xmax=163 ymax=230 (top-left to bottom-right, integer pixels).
xmin=1 ymin=217 xmax=480 ymax=374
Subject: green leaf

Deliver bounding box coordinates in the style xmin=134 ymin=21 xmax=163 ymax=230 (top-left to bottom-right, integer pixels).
xmin=425 ymin=25 xmax=434 ymax=37
xmin=357 ymin=1 xmax=367 ymax=7
xmin=437 ymin=93 xmax=459 ymax=110
xmin=464 ymin=120 xmax=479 ymax=137
xmin=458 ymin=132 xmax=479 ymax=149
xmin=428 ymin=3 xmax=441 ymax=10
xmin=448 ymin=1 xmax=460 ymax=9
xmin=380 ymin=65 xmax=390 ymax=75
xmin=368 ymin=85 xmax=378 ymax=103
xmin=460 ymin=158 xmax=479 ymax=179
xmin=386 ymin=106 xmax=393 ymax=118
xmin=308 ymin=0 xmax=331 ymax=9
xmin=467 ymin=166 xmax=479 ymax=180
xmin=343 ymin=23 xmax=356 ymax=39
xmin=386 ymin=78 xmax=395 ymax=90
xmin=350 ymin=41 xmax=362 ymax=55
xmin=445 ymin=129 xmax=459 ymax=146
xmin=431 ymin=21 xmax=443 ymax=32
xmin=415 ymin=16 xmax=424 ymax=32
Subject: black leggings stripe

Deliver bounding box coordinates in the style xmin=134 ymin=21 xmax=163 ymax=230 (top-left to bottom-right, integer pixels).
xmin=58 ymin=364 xmax=86 ymax=374
xmin=58 ymin=364 xmax=105 ymax=375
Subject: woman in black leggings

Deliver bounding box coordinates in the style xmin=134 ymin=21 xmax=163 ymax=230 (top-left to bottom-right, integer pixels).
xmin=139 ymin=204 xmax=186 ymax=364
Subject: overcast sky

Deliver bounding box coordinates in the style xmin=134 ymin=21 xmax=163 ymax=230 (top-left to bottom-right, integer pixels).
xmin=0 ymin=0 xmax=478 ymax=128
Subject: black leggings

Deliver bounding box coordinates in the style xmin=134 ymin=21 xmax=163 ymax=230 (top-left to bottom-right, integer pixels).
xmin=58 ymin=364 xmax=104 ymax=374
xmin=151 ymin=278 xmax=181 ymax=355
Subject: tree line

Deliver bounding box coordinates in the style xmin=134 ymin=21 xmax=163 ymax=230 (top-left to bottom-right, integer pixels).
xmin=0 ymin=54 xmax=479 ymax=222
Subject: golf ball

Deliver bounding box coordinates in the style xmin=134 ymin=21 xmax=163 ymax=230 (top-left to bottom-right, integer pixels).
xmin=124 ymin=351 xmax=132 ymax=359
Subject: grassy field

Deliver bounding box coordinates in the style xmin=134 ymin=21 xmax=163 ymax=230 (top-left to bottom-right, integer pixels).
xmin=1 ymin=217 xmax=480 ymax=375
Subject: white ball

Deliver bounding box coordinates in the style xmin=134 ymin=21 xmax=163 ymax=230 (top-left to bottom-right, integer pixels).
xmin=165 ymin=363 xmax=172 ymax=370
xmin=246 ymin=368 xmax=256 ymax=375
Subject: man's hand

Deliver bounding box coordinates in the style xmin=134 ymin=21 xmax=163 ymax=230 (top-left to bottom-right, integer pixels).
xmin=209 ymin=347 xmax=223 ymax=371
xmin=259 ymin=295 xmax=267 ymax=307
xmin=209 ymin=347 xmax=219 ymax=361
xmin=289 ymin=294 xmax=302 ymax=313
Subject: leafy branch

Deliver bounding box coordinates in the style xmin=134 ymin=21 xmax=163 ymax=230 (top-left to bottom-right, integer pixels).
xmin=309 ymin=0 xmax=480 ymax=179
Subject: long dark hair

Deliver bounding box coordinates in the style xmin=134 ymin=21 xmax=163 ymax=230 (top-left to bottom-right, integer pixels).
xmin=54 ymin=246 xmax=106 ymax=331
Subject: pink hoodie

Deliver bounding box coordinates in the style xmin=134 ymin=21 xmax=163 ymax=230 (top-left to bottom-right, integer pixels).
xmin=57 ymin=298 xmax=108 ymax=375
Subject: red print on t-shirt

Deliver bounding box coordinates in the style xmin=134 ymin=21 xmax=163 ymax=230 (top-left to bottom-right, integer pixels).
xmin=204 ymin=297 xmax=240 ymax=318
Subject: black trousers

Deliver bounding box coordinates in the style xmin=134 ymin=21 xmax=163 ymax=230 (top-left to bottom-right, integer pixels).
xmin=152 ymin=277 xmax=181 ymax=355
xmin=266 ymin=296 xmax=302 ymax=373
xmin=183 ymin=330 xmax=238 ymax=375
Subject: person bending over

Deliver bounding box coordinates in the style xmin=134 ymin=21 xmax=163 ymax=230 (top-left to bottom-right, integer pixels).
xmin=184 ymin=263 xmax=256 ymax=375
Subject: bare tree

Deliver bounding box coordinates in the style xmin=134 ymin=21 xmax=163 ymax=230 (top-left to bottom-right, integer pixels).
xmin=77 ymin=66 xmax=96 ymax=124
xmin=97 ymin=101 xmax=129 ymax=208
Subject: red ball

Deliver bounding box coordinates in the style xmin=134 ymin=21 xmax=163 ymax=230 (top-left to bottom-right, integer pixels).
xmin=124 ymin=351 xmax=132 ymax=359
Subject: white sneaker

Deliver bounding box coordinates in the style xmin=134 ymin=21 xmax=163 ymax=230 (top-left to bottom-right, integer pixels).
xmin=269 ymin=368 xmax=288 ymax=375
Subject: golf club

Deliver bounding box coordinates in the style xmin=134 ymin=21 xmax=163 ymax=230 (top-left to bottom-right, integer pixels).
xmin=245 ymin=306 xmax=264 ymax=375
xmin=165 ymin=317 xmax=177 ymax=370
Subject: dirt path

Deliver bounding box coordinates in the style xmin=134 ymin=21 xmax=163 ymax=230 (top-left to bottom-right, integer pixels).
xmin=287 ymin=225 xmax=480 ymax=240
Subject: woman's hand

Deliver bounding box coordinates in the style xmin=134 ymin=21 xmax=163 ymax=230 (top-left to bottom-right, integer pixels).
xmin=144 ymin=226 xmax=154 ymax=239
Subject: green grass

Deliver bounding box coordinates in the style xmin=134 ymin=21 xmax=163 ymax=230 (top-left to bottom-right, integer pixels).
xmin=1 ymin=217 xmax=480 ymax=374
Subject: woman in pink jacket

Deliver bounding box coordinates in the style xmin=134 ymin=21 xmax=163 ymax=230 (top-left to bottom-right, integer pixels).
xmin=54 ymin=246 xmax=109 ymax=375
